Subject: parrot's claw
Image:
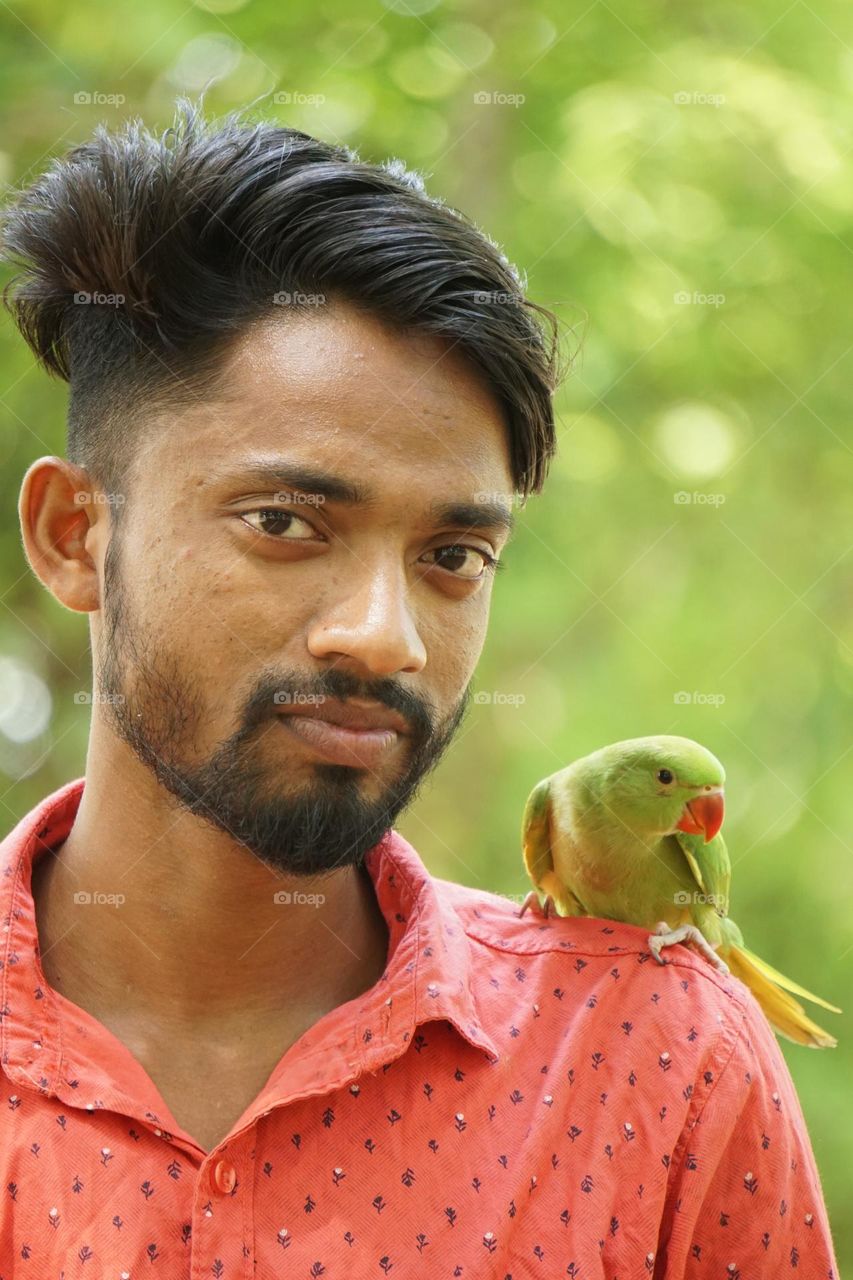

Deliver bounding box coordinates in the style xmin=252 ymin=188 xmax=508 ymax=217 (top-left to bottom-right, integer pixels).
xmin=648 ymin=921 xmax=729 ymax=973
xmin=518 ymin=890 xmax=556 ymax=919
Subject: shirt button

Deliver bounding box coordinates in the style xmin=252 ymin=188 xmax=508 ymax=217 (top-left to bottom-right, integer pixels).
xmin=212 ymin=1160 xmax=237 ymax=1194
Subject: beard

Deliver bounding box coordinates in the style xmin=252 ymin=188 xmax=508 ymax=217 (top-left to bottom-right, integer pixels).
xmin=95 ymin=528 xmax=471 ymax=877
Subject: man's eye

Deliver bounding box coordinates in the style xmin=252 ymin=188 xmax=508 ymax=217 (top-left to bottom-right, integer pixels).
xmin=241 ymin=509 xmax=317 ymax=540
xmin=422 ymin=544 xmax=500 ymax=580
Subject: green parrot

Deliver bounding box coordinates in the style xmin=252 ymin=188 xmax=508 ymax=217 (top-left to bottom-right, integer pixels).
xmin=518 ymin=734 xmax=841 ymax=1049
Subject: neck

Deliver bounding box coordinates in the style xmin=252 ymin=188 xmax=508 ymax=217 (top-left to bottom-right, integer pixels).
xmin=31 ymin=734 xmax=390 ymax=1037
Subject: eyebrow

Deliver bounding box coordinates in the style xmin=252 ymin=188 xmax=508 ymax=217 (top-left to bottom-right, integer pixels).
xmin=208 ymin=462 xmax=517 ymax=537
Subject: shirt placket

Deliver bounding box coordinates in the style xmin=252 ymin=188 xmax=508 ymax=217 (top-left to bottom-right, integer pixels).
xmin=189 ymin=1129 xmax=255 ymax=1280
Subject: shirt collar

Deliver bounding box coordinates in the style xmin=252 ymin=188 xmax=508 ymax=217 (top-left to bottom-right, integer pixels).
xmin=362 ymin=820 xmax=500 ymax=1067
xmin=0 ymin=777 xmax=498 ymax=1104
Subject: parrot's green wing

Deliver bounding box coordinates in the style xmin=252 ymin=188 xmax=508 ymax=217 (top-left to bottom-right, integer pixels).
xmin=521 ymin=777 xmax=554 ymax=889
xmin=521 ymin=777 xmax=588 ymax=917
xmin=672 ymin=827 xmax=731 ymax=917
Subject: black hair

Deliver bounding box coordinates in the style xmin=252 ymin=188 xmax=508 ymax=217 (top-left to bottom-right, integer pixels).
xmin=1 ymin=98 xmax=566 ymax=500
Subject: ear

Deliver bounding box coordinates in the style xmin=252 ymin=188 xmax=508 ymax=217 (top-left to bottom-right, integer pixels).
xmin=18 ymin=457 xmax=112 ymax=613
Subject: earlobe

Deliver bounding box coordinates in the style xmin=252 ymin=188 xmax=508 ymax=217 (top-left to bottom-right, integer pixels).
xmin=18 ymin=456 xmax=103 ymax=614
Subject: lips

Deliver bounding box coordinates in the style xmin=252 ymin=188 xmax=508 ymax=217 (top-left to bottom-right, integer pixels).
xmin=676 ymin=789 xmax=725 ymax=843
xmin=274 ymin=697 xmax=409 ymax=769
xmin=276 ymin=697 xmax=409 ymax=736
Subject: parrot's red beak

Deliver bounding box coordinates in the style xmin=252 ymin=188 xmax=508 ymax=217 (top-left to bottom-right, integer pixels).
xmin=676 ymin=789 xmax=725 ymax=843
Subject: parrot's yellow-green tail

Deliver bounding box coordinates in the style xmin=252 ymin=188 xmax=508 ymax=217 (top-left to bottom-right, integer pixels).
xmin=725 ymin=943 xmax=841 ymax=1049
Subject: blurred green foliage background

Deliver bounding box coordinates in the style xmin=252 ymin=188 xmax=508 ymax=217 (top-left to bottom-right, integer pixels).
xmin=0 ymin=0 xmax=850 ymax=1259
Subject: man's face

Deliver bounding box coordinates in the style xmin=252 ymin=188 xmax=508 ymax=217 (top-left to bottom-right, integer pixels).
xmin=94 ymin=300 xmax=516 ymax=877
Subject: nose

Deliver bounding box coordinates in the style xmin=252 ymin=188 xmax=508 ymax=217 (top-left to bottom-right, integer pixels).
xmin=307 ymin=559 xmax=427 ymax=677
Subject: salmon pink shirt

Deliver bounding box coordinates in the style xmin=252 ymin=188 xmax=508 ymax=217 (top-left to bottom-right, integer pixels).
xmin=0 ymin=778 xmax=839 ymax=1278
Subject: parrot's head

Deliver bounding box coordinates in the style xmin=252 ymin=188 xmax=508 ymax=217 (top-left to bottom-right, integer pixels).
xmin=579 ymin=735 xmax=726 ymax=844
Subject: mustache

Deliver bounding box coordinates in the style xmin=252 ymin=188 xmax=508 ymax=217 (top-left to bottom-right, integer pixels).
xmin=240 ymin=667 xmax=441 ymax=743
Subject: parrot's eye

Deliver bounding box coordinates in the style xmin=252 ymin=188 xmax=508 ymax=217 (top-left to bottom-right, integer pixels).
xmin=657 ymin=768 xmax=674 ymax=785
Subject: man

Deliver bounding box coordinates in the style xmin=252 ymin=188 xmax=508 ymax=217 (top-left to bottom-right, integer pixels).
xmin=0 ymin=102 xmax=838 ymax=1277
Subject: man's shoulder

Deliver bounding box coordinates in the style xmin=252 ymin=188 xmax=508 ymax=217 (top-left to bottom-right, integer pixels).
xmin=431 ymin=872 xmax=752 ymax=1024
xmin=432 ymin=870 xmax=678 ymax=960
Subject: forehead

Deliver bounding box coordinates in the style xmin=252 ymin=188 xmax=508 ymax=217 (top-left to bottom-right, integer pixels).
xmin=139 ymin=301 xmax=515 ymax=498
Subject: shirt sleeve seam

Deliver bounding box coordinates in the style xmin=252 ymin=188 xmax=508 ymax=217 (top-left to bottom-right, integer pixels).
xmin=464 ymin=925 xmax=742 ymax=997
